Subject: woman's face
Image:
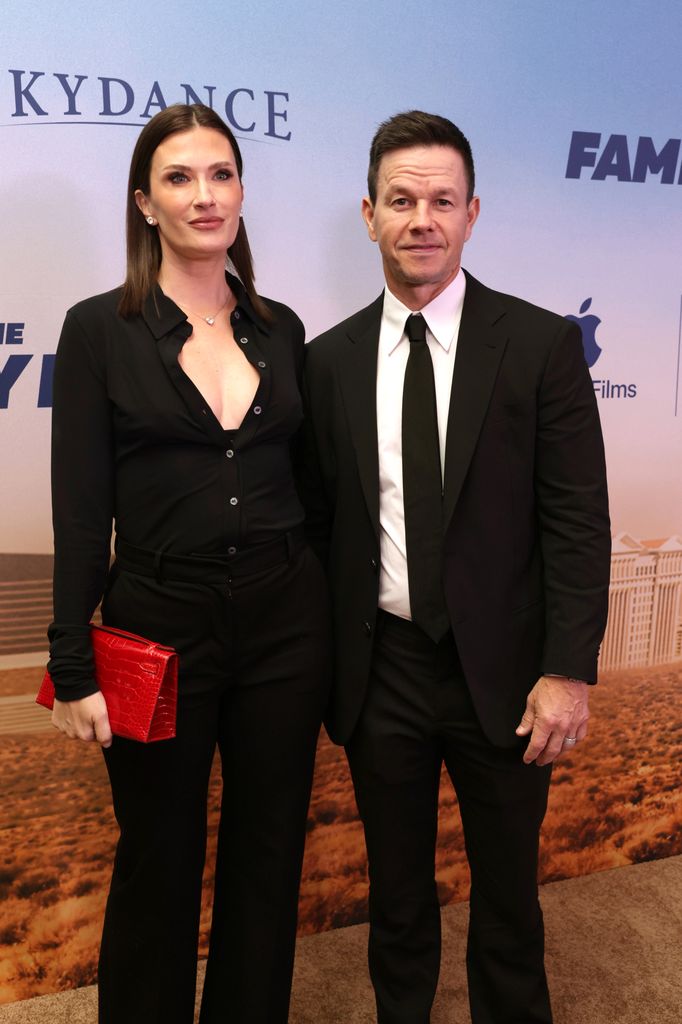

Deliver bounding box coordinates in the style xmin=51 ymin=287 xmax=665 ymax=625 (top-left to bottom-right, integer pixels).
xmin=135 ymin=125 xmax=244 ymax=265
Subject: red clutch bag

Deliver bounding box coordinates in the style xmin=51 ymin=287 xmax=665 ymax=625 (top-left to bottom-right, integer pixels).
xmin=37 ymin=624 xmax=178 ymax=743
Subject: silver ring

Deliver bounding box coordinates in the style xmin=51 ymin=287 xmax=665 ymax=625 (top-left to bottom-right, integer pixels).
xmin=563 ymin=736 xmax=577 ymax=746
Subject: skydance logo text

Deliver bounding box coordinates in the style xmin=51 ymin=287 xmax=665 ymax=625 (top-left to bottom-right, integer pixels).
xmin=3 ymin=69 xmax=292 ymax=141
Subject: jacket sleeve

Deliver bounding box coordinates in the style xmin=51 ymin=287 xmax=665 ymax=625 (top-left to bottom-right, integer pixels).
xmin=535 ymin=319 xmax=611 ymax=682
xmin=47 ymin=306 xmax=115 ymax=701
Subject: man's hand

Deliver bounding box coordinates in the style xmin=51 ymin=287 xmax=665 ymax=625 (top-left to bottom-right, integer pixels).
xmin=52 ymin=692 xmax=113 ymax=748
xmin=515 ymin=676 xmax=589 ymax=766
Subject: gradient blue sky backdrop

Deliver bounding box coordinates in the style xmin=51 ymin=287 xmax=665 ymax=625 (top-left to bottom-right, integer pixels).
xmin=2 ymin=0 xmax=680 ymax=547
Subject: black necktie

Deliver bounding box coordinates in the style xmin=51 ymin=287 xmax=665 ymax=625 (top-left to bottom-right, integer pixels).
xmin=402 ymin=313 xmax=449 ymax=642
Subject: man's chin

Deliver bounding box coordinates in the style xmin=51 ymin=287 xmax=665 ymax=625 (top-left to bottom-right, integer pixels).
xmin=397 ymin=269 xmax=441 ymax=287
xmin=395 ymin=266 xmax=456 ymax=290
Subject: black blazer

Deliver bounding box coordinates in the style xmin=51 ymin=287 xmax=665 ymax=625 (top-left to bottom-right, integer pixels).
xmin=301 ymin=272 xmax=611 ymax=747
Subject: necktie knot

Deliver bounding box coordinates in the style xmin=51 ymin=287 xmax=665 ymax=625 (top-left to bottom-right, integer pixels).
xmin=406 ymin=313 xmax=427 ymax=345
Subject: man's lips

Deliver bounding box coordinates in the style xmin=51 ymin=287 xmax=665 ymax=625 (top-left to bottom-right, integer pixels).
xmin=402 ymin=244 xmax=441 ymax=253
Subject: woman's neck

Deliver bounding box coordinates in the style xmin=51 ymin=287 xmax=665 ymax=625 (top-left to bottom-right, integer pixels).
xmin=157 ymin=253 xmax=232 ymax=313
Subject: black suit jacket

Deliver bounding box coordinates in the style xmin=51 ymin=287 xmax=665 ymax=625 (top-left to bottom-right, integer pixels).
xmin=301 ymin=272 xmax=611 ymax=747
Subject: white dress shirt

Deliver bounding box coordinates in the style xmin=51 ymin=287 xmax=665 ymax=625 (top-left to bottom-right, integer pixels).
xmin=376 ymin=270 xmax=466 ymax=620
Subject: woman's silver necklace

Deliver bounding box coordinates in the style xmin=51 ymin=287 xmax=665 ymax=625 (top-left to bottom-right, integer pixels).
xmin=186 ymin=294 xmax=231 ymax=326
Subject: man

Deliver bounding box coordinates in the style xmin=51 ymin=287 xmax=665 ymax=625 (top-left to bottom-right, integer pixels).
xmin=301 ymin=111 xmax=610 ymax=1023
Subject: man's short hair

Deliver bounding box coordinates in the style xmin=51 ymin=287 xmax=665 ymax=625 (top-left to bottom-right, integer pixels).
xmin=367 ymin=110 xmax=475 ymax=204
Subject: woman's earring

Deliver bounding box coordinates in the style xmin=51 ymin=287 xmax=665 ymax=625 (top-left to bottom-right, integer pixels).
xmin=146 ymin=216 xmax=157 ymax=225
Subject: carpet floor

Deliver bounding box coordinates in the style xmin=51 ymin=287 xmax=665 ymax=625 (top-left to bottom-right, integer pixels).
xmin=1 ymin=855 xmax=679 ymax=1023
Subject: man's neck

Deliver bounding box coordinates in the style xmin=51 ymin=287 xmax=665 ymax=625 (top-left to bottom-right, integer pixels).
xmin=385 ymin=268 xmax=461 ymax=311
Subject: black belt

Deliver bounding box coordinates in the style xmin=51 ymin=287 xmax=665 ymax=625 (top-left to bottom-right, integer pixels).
xmin=115 ymin=527 xmax=305 ymax=583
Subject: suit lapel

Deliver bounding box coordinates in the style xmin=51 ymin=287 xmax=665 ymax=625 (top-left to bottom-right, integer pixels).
xmin=443 ymin=273 xmax=508 ymax=528
xmin=337 ymin=295 xmax=383 ymax=539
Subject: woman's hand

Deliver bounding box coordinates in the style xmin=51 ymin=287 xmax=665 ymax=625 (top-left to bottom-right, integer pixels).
xmin=52 ymin=693 xmax=113 ymax=748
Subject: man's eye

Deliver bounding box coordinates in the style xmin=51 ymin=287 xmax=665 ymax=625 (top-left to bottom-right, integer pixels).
xmin=392 ymin=198 xmax=409 ymax=207
xmin=436 ymin=198 xmax=453 ymax=207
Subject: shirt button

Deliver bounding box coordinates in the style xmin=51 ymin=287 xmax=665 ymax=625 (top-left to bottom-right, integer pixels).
xmin=226 ymin=449 xmax=234 ymax=458
xmin=257 ymin=361 xmax=266 ymax=368
xmin=253 ymin=405 xmax=262 ymax=415
xmin=240 ymin=337 xmax=249 ymax=345
xmin=229 ymin=497 xmax=239 ymax=506
xmin=227 ymin=546 xmax=237 ymax=555
xmin=363 ymin=621 xmax=372 ymax=636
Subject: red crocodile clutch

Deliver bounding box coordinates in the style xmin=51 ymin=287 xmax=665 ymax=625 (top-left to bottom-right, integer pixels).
xmin=37 ymin=624 xmax=178 ymax=743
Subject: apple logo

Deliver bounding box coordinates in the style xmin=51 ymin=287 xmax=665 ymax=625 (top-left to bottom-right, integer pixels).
xmin=565 ymin=298 xmax=602 ymax=367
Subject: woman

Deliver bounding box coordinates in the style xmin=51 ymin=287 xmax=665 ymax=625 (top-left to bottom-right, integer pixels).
xmin=48 ymin=103 xmax=330 ymax=1024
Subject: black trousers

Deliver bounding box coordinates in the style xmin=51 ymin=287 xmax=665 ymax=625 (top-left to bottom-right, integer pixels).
xmin=97 ymin=542 xmax=330 ymax=1024
xmin=346 ymin=612 xmax=553 ymax=1024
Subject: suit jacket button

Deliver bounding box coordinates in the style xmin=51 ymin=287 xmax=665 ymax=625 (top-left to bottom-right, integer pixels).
xmin=363 ymin=621 xmax=372 ymax=636
xmin=370 ymin=558 xmax=378 ymax=573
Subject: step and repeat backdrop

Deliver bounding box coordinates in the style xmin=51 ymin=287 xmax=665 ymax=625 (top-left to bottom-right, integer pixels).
xmin=1 ymin=0 xmax=681 ymax=1003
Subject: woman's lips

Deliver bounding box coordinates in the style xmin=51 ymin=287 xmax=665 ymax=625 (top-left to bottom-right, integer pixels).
xmin=189 ymin=218 xmax=224 ymax=229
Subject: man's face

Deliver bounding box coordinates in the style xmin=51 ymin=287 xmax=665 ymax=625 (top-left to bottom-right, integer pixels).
xmin=362 ymin=145 xmax=479 ymax=308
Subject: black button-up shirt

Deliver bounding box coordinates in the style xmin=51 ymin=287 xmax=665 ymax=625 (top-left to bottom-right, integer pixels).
xmin=48 ymin=275 xmax=306 ymax=699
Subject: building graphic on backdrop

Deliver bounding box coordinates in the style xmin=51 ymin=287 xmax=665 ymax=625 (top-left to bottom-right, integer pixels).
xmin=0 ymin=554 xmax=52 ymax=658
xmin=600 ymin=533 xmax=682 ymax=670
xmin=2 ymin=537 xmax=682 ymax=671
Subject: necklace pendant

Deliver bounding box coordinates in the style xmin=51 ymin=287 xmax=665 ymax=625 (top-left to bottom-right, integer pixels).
xmin=205 ymin=316 xmax=216 ymax=326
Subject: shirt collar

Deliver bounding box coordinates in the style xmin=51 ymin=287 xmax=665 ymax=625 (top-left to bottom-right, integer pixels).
xmin=381 ymin=268 xmax=467 ymax=355
xmin=141 ymin=271 xmax=266 ymax=339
